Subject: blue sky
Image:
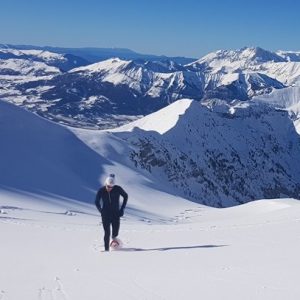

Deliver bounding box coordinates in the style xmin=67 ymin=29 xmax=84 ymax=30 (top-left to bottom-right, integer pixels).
xmin=1 ymin=0 xmax=299 ymax=58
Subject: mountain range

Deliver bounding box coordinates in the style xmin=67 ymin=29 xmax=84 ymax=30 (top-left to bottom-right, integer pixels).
xmin=1 ymin=45 xmax=300 ymax=129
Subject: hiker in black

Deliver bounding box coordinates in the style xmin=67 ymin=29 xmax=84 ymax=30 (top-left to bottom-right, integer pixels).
xmin=95 ymin=174 xmax=128 ymax=251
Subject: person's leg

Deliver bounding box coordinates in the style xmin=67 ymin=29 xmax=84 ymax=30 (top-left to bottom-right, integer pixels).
xmin=112 ymin=216 xmax=120 ymax=239
xmin=101 ymin=216 xmax=111 ymax=251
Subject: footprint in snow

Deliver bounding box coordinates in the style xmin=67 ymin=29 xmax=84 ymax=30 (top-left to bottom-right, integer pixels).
xmin=92 ymin=239 xmax=102 ymax=252
xmin=0 ymin=290 xmax=5 ymax=300
xmin=64 ymin=211 xmax=77 ymax=216
xmin=38 ymin=278 xmax=68 ymax=300
xmin=139 ymin=218 xmax=151 ymax=223
xmin=38 ymin=287 xmax=53 ymax=300
xmin=54 ymin=277 xmax=68 ymax=300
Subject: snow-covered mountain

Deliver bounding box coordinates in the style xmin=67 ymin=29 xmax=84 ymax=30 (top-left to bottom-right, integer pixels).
xmin=0 ymin=58 xmax=60 ymax=76
xmin=0 ymin=57 xmax=203 ymax=128
xmin=0 ymin=48 xmax=90 ymax=71
xmin=1 ymin=46 xmax=300 ymax=128
xmin=253 ymin=86 xmax=300 ymax=133
xmin=277 ymin=50 xmax=300 ymax=62
xmin=69 ymin=58 xmax=203 ymax=103
xmin=188 ymin=47 xmax=300 ymax=87
xmin=1 ymin=97 xmax=299 ymax=208
xmin=187 ymin=47 xmax=286 ymax=71
xmin=106 ymin=99 xmax=300 ymax=207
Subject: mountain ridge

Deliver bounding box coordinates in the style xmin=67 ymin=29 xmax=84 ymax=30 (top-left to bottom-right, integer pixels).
xmin=108 ymin=99 xmax=300 ymax=206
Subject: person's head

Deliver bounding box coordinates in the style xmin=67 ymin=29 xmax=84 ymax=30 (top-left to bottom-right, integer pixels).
xmin=105 ymin=174 xmax=115 ymax=190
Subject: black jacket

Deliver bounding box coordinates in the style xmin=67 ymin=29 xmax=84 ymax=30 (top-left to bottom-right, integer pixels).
xmin=95 ymin=185 xmax=128 ymax=218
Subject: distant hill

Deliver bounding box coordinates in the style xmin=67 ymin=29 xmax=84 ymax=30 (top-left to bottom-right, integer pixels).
xmin=0 ymin=44 xmax=196 ymax=65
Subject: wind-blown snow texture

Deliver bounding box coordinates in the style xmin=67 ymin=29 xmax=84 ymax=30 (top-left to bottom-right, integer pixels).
xmin=1 ymin=46 xmax=300 ymax=128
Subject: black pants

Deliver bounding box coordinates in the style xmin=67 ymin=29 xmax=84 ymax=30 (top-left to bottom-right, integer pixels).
xmin=101 ymin=215 xmax=120 ymax=251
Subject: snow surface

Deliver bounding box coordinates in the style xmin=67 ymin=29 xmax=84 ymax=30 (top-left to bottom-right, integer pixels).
xmin=1 ymin=99 xmax=300 ymax=299
xmin=2 ymin=190 xmax=300 ymax=300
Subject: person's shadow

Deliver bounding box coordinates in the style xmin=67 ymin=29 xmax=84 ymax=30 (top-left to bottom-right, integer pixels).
xmin=119 ymin=245 xmax=228 ymax=252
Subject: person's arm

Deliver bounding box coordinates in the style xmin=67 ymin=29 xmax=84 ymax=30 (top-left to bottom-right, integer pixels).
xmin=95 ymin=189 xmax=103 ymax=214
xmin=119 ymin=187 xmax=128 ymax=215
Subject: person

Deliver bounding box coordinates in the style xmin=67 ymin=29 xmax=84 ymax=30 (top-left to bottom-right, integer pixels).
xmin=95 ymin=174 xmax=128 ymax=251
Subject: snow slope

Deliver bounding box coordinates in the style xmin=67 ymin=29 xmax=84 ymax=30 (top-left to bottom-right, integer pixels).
xmin=0 ymin=58 xmax=60 ymax=76
xmin=1 ymin=191 xmax=300 ymax=300
xmin=0 ymin=99 xmax=195 ymax=218
xmin=1 ymin=99 xmax=300 ymax=299
xmin=0 ymin=100 xmax=106 ymax=202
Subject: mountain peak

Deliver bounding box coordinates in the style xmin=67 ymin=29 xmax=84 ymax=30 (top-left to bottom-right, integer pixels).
xmin=190 ymin=46 xmax=285 ymax=69
xmin=114 ymin=99 xmax=194 ymax=134
xmin=70 ymin=57 xmax=131 ymax=73
xmin=238 ymin=46 xmax=285 ymax=63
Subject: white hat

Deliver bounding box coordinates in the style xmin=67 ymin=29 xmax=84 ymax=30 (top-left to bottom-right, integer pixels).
xmin=105 ymin=174 xmax=115 ymax=187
